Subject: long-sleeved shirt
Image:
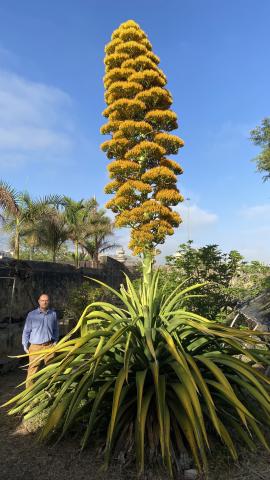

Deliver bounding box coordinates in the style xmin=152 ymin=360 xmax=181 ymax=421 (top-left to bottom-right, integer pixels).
xmin=22 ymin=308 xmax=59 ymax=352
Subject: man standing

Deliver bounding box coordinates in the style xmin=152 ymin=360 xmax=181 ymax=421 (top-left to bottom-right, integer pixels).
xmin=22 ymin=293 xmax=59 ymax=389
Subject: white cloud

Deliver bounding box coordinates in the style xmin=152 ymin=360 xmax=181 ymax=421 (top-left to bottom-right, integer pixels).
xmin=176 ymin=203 xmax=218 ymax=230
xmin=0 ymin=69 xmax=74 ymax=166
xmin=240 ymin=204 xmax=270 ymax=219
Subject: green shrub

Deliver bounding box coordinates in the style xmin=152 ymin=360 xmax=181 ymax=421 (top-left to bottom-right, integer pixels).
xmin=4 ymin=256 xmax=270 ymax=478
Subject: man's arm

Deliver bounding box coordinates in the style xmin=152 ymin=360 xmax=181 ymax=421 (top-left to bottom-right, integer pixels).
xmin=22 ymin=313 xmax=32 ymax=353
xmin=53 ymin=311 xmax=59 ymax=344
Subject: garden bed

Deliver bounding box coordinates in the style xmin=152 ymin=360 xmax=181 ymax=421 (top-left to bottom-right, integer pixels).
xmin=1 ymin=368 xmax=270 ymax=480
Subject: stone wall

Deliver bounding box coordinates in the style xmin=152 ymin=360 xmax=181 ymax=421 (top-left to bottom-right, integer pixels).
xmin=0 ymin=256 xmax=129 ymax=355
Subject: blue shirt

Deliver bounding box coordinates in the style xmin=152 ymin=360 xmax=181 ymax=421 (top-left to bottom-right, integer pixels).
xmin=22 ymin=308 xmax=59 ymax=352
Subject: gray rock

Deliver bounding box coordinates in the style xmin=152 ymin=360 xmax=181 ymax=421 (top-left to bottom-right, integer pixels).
xmin=184 ymin=469 xmax=198 ymax=480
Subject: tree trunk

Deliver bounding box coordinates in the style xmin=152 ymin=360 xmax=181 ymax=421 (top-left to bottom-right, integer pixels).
xmin=14 ymin=219 xmax=20 ymax=260
xmin=75 ymin=240 xmax=79 ymax=268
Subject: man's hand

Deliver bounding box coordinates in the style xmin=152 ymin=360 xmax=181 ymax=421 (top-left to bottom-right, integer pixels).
xmin=23 ymin=347 xmax=29 ymax=354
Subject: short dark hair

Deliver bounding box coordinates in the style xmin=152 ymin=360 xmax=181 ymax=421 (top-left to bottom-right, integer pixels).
xmin=38 ymin=293 xmax=50 ymax=300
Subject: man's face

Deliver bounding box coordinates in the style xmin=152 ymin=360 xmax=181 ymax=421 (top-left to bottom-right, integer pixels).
xmin=38 ymin=295 xmax=50 ymax=311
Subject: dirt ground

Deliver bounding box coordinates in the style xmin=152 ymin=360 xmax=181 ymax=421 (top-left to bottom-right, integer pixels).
xmin=1 ymin=367 xmax=270 ymax=480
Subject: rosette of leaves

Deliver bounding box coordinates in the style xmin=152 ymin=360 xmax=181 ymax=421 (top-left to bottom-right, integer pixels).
xmin=3 ymin=256 xmax=270 ymax=477
xmin=101 ymin=20 xmax=184 ymax=255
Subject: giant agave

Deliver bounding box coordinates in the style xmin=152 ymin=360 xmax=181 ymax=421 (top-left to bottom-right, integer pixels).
xmin=4 ymin=255 xmax=270 ymax=477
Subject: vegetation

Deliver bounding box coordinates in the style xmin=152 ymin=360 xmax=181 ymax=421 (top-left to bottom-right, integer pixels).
xmin=101 ymin=20 xmax=184 ymax=255
xmin=4 ymin=257 xmax=270 ymax=477
xmin=163 ymin=241 xmax=270 ymax=320
xmin=0 ymin=183 xmax=116 ymax=265
xmin=3 ymin=19 xmax=270 ymax=480
xmin=250 ymin=117 xmax=270 ymax=181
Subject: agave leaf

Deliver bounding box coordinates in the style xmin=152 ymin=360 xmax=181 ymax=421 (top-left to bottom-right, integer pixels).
xmin=161 ymin=283 xmax=206 ymax=315
xmin=164 ymin=403 xmax=173 ymax=477
xmin=107 ymin=368 xmax=126 ymax=446
xmin=150 ymin=362 xmax=165 ymax=458
xmin=168 ymin=399 xmax=203 ymax=471
xmin=136 ymin=387 xmax=154 ymax=474
xmin=171 ymin=362 xmax=209 ymax=448
xmin=39 ymin=392 xmax=73 ymax=441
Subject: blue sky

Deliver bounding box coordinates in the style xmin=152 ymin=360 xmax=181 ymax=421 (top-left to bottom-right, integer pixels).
xmin=0 ymin=0 xmax=269 ymax=262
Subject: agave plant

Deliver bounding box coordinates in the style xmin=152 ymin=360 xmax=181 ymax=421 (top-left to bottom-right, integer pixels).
xmin=4 ymin=256 xmax=270 ymax=477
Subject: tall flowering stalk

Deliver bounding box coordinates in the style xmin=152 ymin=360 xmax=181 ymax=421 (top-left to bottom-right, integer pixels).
xmin=101 ymin=20 xmax=184 ymax=255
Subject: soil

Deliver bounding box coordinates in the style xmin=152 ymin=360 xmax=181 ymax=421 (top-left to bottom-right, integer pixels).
xmin=1 ymin=367 xmax=270 ymax=480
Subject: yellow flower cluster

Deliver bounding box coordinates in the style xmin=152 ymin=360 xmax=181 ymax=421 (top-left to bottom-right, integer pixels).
xmin=129 ymin=70 xmax=166 ymax=89
xmin=104 ymin=38 xmax=121 ymax=55
xmin=104 ymin=179 xmax=121 ymax=194
xmin=125 ymin=140 xmax=165 ymax=162
xmin=122 ymin=55 xmax=158 ymax=72
xmin=136 ymin=87 xmax=172 ymax=110
xmin=103 ymin=98 xmax=146 ymax=119
xmin=118 ymin=120 xmax=153 ymax=138
xmin=108 ymin=160 xmax=140 ymax=176
xmin=141 ymin=166 xmax=176 ymax=183
xmin=160 ymin=158 xmax=183 ymax=175
xmin=103 ymin=68 xmax=135 ymax=89
xmin=101 ymin=20 xmax=184 ymax=254
xmin=106 ymin=81 xmax=142 ymax=104
xmin=104 ymin=53 xmax=129 ymax=71
xmin=145 ymin=109 xmax=178 ymax=131
xmin=155 ymin=188 xmax=184 ymax=205
xmin=101 ymin=138 xmax=130 ymax=159
xmin=118 ymin=27 xmax=145 ymax=43
xmin=100 ymin=121 xmax=120 ymax=135
xmin=115 ymin=41 xmax=148 ymax=57
xmin=154 ymin=132 xmax=184 ymax=155
xmin=117 ymin=180 xmax=152 ymax=195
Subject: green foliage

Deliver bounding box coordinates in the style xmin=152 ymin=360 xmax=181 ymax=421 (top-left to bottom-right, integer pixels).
xmin=4 ymin=257 xmax=270 ymax=478
xmin=163 ymin=242 xmax=245 ymax=320
xmin=250 ymin=117 xmax=270 ymax=181
xmin=63 ymin=281 xmax=114 ymax=329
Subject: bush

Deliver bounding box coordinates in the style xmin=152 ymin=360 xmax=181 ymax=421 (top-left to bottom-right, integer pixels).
xmin=4 ymin=257 xmax=270 ymax=478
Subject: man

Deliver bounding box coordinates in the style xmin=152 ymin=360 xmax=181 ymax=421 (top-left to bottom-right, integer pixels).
xmin=22 ymin=293 xmax=59 ymax=389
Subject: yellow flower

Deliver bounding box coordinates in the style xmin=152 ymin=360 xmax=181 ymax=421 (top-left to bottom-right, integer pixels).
xmin=105 ymin=81 xmax=143 ymax=104
xmin=104 ymin=38 xmax=121 ymax=55
xmin=104 ymin=179 xmax=122 ymax=194
xmin=104 ymin=53 xmax=129 ymax=71
xmin=103 ymin=67 xmax=135 ymax=89
xmin=101 ymin=138 xmax=130 ymax=159
xmin=107 ymin=160 xmax=140 ymax=177
xmin=125 ymin=141 xmax=165 ymax=162
xmin=118 ymin=27 xmax=145 ymax=43
xmin=100 ymin=121 xmax=120 ymax=135
xmin=155 ymin=189 xmax=184 ymax=205
xmin=129 ymin=70 xmax=166 ymax=89
xmin=136 ymin=87 xmax=172 ymax=110
xmin=146 ymin=51 xmax=160 ymax=65
xmin=160 ymin=157 xmax=183 ymax=175
xmin=122 ymin=55 xmax=159 ymax=72
xmin=145 ymin=109 xmax=178 ymax=131
xmin=102 ymin=98 xmax=146 ymax=119
xmin=141 ymin=166 xmax=176 ymax=183
xmin=154 ymin=132 xmax=184 ymax=155
xmin=117 ymin=180 xmax=152 ymax=195
xmin=118 ymin=120 xmax=153 ymax=139
xmin=115 ymin=41 xmax=148 ymax=57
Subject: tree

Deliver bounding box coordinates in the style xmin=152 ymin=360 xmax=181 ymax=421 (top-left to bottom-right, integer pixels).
xmin=63 ymin=197 xmax=97 ymax=267
xmin=250 ymin=117 xmax=270 ymax=181
xmin=101 ymin=20 xmax=184 ymax=256
xmin=80 ymin=207 xmax=119 ymax=266
xmin=0 ymin=182 xmax=59 ymax=260
xmin=33 ymin=208 xmax=70 ymax=262
xmin=163 ymin=241 xmax=245 ymax=319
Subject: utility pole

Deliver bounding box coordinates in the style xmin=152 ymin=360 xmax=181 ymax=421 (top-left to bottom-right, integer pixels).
xmin=186 ymin=197 xmax=191 ymax=242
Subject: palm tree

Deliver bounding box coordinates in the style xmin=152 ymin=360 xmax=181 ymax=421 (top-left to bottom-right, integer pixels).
xmin=33 ymin=208 xmax=70 ymax=262
xmin=80 ymin=208 xmax=119 ymax=266
xmin=63 ymin=197 xmax=97 ymax=267
xmin=0 ymin=180 xmax=64 ymax=260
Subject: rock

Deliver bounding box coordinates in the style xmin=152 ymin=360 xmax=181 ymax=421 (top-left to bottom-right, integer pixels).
xmin=184 ymin=469 xmax=198 ymax=480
